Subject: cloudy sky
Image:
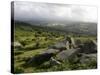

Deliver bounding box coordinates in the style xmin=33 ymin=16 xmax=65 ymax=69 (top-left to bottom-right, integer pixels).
xmin=14 ymin=1 xmax=97 ymax=23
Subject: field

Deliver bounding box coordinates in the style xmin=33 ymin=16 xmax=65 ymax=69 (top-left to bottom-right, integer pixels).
xmin=13 ymin=22 xmax=97 ymax=73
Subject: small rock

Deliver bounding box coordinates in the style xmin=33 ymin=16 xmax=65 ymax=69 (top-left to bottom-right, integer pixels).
xmin=13 ymin=41 xmax=22 ymax=50
xmin=50 ymin=57 xmax=61 ymax=65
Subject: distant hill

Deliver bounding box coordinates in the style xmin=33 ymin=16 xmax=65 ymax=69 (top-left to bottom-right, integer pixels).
xmin=14 ymin=21 xmax=97 ymax=36
xmin=43 ymin=22 xmax=97 ymax=35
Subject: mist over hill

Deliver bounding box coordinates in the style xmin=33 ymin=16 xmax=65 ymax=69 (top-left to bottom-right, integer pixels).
xmin=15 ymin=21 xmax=97 ymax=36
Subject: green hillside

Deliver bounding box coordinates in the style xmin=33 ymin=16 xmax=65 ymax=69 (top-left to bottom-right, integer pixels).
xmin=13 ymin=22 xmax=97 ymax=73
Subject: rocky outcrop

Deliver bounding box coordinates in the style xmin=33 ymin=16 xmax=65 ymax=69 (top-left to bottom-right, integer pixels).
xmin=56 ymin=48 xmax=80 ymax=61
xmin=27 ymin=37 xmax=97 ymax=67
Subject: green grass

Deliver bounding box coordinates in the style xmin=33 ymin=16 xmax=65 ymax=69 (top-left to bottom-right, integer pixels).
xmin=13 ymin=22 xmax=97 ymax=73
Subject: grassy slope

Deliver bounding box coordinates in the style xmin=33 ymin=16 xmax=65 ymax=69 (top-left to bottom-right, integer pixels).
xmin=14 ymin=22 xmax=97 ymax=73
xmin=14 ymin=22 xmax=65 ymax=73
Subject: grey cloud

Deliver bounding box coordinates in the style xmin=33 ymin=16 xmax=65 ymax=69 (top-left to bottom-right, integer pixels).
xmin=13 ymin=1 xmax=97 ymax=23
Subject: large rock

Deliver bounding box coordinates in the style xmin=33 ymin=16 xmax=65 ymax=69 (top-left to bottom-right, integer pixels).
xmin=65 ymin=36 xmax=77 ymax=49
xmin=56 ymin=48 xmax=80 ymax=61
xmin=27 ymin=49 xmax=60 ymax=66
xmin=48 ymin=41 xmax=67 ymax=51
xmin=28 ymin=53 xmax=55 ymax=66
xmin=80 ymin=40 xmax=97 ymax=54
xmin=75 ymin=39 xmax=82 ymax=47
xmin=49 ymin=37 xmax=76 ymax=51
xmin=79 ymin=53 xmax=97 ymax=64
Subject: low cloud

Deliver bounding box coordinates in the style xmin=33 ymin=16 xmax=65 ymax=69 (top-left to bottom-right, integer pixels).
xmin=14 ymin=1 xmax=97 ymax=23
